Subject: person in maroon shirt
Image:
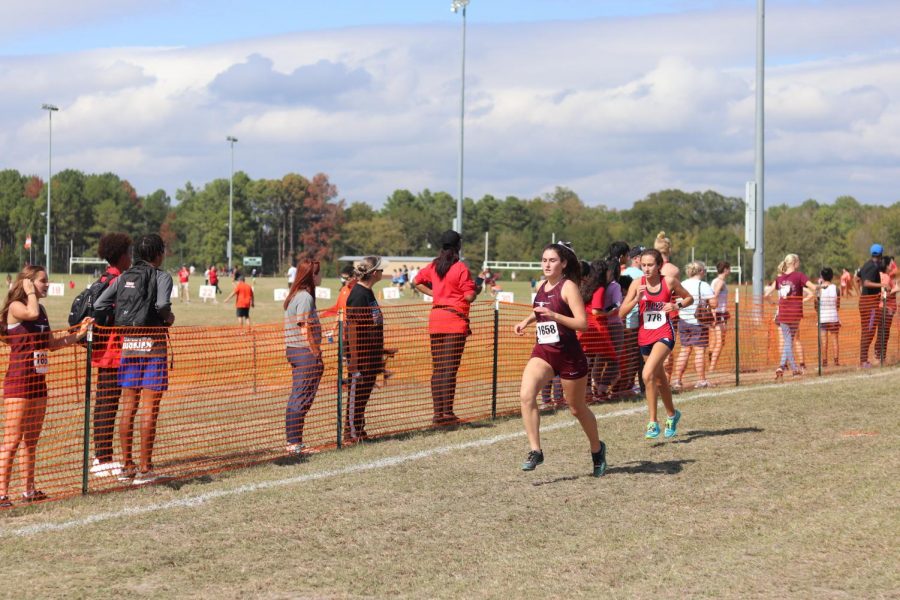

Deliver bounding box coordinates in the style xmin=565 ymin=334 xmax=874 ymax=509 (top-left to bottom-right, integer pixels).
xmin=513 ymin=242 xmax=607 ymax=477
xmin=0 ymin=266 xmax=92 ymax=507
xmin=765 ymin=254 xmax=819 ymax=380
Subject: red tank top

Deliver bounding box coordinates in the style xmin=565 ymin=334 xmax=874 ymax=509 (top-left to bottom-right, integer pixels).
xmin=638 ymin=276 xmax=676 ymax=346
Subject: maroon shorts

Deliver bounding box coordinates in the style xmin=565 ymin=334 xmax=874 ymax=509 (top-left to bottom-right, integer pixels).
xmin=3 ymin=373 xmax=48 ymax=400
xmin=530 ymin=343 xmax=589 ymax=380
xmin=819 ymin=322 xmax=841 ymax=333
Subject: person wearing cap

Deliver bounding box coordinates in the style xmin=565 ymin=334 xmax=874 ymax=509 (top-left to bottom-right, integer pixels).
xmin=344 ymin=256 xmax=386 ymax=441
xmin=875 ymin=256 xmax=898 ymax=363
xmin=858 ymin=244 xmax=887 ymax=368
xmin=414 ymin=230 xmax=477 ymax=426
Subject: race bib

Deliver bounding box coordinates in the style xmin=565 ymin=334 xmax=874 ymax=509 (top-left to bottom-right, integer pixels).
xmin=33 ymin=351 xmax=49 ymax=374
xmin=122 ymin=336 xmax=154 ymax=356
xmin=643 ymin=310 xmax=665 ymax=330
xmin=536 ymin=321 xmax=560 ymax=344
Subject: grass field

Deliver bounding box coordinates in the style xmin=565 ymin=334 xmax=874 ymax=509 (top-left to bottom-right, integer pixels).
xmin=0 ymin=369 xmax=897 ymax=598
xmin=32 ymin=273 xmax=540 ymax=328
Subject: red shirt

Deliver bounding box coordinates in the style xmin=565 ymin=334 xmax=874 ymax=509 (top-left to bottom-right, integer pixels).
xmin=209 ymin=268 xmax=218 ymax=284
xmin=638 ymin=276 xmax=676 ymax=347
xmin=578 ymin=286 xmax=615 ymax=358
xmin=415 ymin=261 xmax=475 ymax=334
xmin=92 ymin=267 xmax=123 ymax=368
xmin=234 ymin=282 xmax=254 ymax=308
xmin=178 ymin=268 xmax=189 ymax=283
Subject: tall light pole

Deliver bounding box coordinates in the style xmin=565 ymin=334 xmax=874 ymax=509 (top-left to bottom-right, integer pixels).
xmin=226 ymin=136 xmax=238 ymax=272
xmin=752 ymin=0 xmax=765 ymax=298
xmin=41 ymin=103 xmax=58 ymax=275
xmin=451 ymin=0 xmax=469 ymax=243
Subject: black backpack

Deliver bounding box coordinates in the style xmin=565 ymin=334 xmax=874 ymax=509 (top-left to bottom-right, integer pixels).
xmin=114 ymin=262 xmax=163 ymax=328
xmin=68 ymin=271 xmax=115 ymax=327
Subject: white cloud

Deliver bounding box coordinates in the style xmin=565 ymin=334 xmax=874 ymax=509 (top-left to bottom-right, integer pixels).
xmin=2 ymin=2 xmax=899 ymax=209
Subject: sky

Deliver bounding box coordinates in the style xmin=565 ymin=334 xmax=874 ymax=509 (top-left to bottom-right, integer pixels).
xmin=1 ymin=0 xmax=898 ymax=211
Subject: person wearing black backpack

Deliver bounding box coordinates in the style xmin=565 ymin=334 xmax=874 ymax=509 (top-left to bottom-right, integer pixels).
xmin=94 ymin=234 xmax=174 ymax=485
xmin=80 ymin=233 xmax=132 ymax=478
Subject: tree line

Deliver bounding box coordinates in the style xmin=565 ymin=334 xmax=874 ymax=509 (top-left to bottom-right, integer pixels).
xmin=0 ymin=167 xmax=895 ymax=279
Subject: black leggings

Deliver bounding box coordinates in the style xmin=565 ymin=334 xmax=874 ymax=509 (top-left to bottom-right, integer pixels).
xmin=430 ymin=333 xmax=467 ymax=419
xmin=93 ymin=367 xmax=121 ymax=463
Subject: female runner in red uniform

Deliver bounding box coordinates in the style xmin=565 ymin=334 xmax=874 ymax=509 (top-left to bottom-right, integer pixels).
xmin=513 ymin=243 xmax=607 ymax=476
xmin=1 ymin=266 xmax=92 ymax=507
xmin=620 ymin=249 xmax=692 ymax=439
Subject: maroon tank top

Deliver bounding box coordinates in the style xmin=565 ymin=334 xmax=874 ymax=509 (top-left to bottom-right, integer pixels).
xmin=3 ymin=306 xmax=51 ymax=399
xmin=533 ymin=278 xmax=580 ymax=353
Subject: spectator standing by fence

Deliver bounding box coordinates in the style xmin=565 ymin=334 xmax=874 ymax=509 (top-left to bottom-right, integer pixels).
xmin=671 ymin=261 xmax=717 ymax=390
xmin=709 ymin=261 xmax=731 ymax=374
xmin=345 ymin=257 xmax=386 ymax=442
xmin=94 ymin=234 xmax=174 ymax=485
xmin=857 ymin=245 xmax=886 ymax=368
xmin=620 ymin=249 xmax=692 ymax=439
xmin=1 ymin=266 xmax=92 ymax=507
xmin=875 ymin=257 xmax=897 ymax=363
xmin=578 ymin=260 xmax=617 ymax=403
xmin=89 ymin=232 xmax=133 ymax=477
xmin=817 ymin=267 xmax=841 ymax=366
xmin=414 ymin=230 xmax=476 ymax=426
xmin=767 ymin=254 xmax=818 ymax=381
xmin=619 ymin=247 xmax=645 ymax=396
xmin=514 ymin=242 xmax=607 ymax=477
xmin=283 ymin=259 xmax=324 ymax=455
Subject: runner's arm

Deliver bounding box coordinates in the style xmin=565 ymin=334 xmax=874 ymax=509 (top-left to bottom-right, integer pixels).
xmin=618 ymin=279 xmax=641 ymax=318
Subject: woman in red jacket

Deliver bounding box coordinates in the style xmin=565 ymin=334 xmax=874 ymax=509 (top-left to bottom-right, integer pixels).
xmin=414 ymin=231 xmax=477 ymax=426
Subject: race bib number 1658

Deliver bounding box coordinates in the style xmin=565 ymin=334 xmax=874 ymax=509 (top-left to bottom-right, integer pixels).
xmin=536 ymin=321 xmax=561 ymax=344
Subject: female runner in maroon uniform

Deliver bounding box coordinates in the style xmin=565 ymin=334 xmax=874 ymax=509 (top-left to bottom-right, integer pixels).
xmin=0 ymin=266 xmax=92 ymax=507
xmin=620 ymin=249 xmax=692 ymax=439
xmin=514 ymin=243 xmax=607 ymax=476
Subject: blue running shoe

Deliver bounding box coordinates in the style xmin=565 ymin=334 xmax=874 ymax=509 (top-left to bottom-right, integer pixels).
xmin=592 ymin=441 xmax=607 ymax=477
xmin=664 ymin=410 xmax=681 ymax=438
xmin=645 ymin=421 xmax=660 ymax=439
xmin=521 ymin=450 xmax=544 ymax=471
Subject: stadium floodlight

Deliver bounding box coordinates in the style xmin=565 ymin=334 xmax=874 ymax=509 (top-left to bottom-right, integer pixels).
xmin=451 ymin=0 xmax=469 ymax=251
xmin=41 ymin=103 xmax=59 ymax=275
xmin=752 ymin=0 xmax=766 ymax=298
xmin=227 ymin=136 xmax=238 ymax=271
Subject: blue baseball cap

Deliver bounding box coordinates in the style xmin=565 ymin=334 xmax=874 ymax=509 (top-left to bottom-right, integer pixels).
xmin=871 ymin=243 xmax=884 ymax=256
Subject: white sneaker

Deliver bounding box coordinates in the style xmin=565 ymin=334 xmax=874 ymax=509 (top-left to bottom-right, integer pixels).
xmin=90 ymin=459 xmax=123 ymax=478
xmin=133 ymin=470 xmax=159 ymax=485
xmin=695 ymin=380 xmax=711 ymax=389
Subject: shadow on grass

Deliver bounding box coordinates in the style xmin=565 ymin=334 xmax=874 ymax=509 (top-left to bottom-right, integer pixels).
xmin=160 ymin=475 xmax=215 ymax=490
xmin=650 ymin=427 xmax=764 ymax=447
xmin=532 ymin=458 xmax=696 ymax=485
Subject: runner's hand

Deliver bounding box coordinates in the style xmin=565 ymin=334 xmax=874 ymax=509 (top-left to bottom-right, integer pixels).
xmin=23 ymin=279 xmax=35 ymax=296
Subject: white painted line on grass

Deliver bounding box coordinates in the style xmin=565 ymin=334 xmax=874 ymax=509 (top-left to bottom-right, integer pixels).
xmin=3 ymin=368 xmax=893 ymax=538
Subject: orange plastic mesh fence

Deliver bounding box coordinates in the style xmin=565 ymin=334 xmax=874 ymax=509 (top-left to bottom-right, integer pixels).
xmin=0 ymin=294 xmax=896 ymax=505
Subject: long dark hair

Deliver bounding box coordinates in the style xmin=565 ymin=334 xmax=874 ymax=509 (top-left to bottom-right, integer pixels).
xmin=1 ymin=265 xmax=46 ymax=339
xmin=543 ymin=242 xmax=581 ymax=285
xmin=435 ymin=247 xmax=460 ymax=279
xmin=283 ymin=258 xmax=320 ymax=309
xmin=580 ymin=259 xmax=608 ymax=304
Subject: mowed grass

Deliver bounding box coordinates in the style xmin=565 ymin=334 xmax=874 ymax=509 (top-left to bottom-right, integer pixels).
xmin=35 ymin=273 xmax=540 ymax=328
xmin=0 ymin=370 xmax=897 ymax=598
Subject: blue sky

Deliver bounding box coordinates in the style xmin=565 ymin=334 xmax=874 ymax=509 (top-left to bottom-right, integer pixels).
xmin=1 ymin=0 xmax=898 ymax=210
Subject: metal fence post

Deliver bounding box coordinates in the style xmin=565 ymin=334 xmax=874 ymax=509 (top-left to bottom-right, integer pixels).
xmin=491 ymin=300 xmax=499 ymax=420
xmin=734 ymin=288 xmax=740 ymax=387
xmin=336 ymin=313 xmax=344 ymax=449
xmin=81 ymin=325 xmax=93 ymax=495
xmin=816 ymin=288 xmax=823 ymax=377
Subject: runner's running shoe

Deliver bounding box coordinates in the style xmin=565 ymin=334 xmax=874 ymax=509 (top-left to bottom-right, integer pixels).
xmin=592 ymin=441 xmax=607 ymax=477
xmin=664 ymin=410 xmax=682 ymax=438
xmin=645 ymin=421 xmax=660 ymax=439
xmin=521 ymin=450 xmax=544 ymax=471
